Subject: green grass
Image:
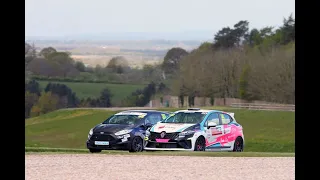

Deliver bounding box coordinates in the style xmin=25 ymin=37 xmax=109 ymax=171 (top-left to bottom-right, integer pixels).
xmin=25 ymin=107 xmax=295 ymax=152
xmin=25 ymin=147 xmax=294 ymax=157
xmin=37 ymin=80 xmax=145 ymax=103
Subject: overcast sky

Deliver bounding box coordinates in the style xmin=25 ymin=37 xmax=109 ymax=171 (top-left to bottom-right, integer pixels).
xmin=25 ymin=0 xmax=295 ymax=39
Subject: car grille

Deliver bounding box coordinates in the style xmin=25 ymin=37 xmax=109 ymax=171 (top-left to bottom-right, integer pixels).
xmin=149 ymin=132 xmax=179 ymax=140
xmin=146 ymin=140 xmax=192 ymax=149
xmin=90 ymin=134 xmax=115 ymax=141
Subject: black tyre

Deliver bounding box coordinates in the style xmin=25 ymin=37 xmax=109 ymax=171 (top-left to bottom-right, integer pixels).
xmin=89 ymin=149 xmax=102 ymax=153
xmin=233 ymin=137 xmax=244 ymax=152
xmin=129 ymin=137 xmax=143 ymax=152
xmin=194 ymin=137 xmax=205 ymax=151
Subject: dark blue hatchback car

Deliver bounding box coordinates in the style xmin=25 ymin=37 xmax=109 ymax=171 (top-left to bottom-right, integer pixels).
xmin=86 ymin=110 xmax=170 ymax=153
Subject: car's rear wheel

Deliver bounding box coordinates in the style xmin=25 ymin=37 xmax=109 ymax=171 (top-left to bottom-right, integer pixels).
xmin=194 ymin=137 xmax=205 ymax=151
xmin=129 ymin=137 xmax=143 ymax=152
xmin=89 ymin=149 xmax=102 ymax=153
xmin=233 ymin=137 xmax=244 ymax=152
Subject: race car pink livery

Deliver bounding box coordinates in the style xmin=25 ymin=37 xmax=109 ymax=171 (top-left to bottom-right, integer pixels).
xmin=144 ymin=108 xmax=245 ymax=152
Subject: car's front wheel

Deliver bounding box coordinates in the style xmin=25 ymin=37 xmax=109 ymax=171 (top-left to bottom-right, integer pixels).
xmin=233 ymin=137 xmax=244 ymax=152
xmin=129 ymin=137 xmax=143 ymax=152
xmin=89 ymin=149 xmax=102 ymax=153
xmin=194 ymin=137 xmax=206 ymax=151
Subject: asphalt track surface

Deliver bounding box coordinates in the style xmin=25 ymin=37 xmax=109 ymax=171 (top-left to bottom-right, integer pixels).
xmin=25 ymin=154 xmax=294 ymax=180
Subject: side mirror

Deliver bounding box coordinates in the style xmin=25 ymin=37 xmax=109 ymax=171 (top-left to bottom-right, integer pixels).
xmin=207 ymin=121 xmax=217 ymax=128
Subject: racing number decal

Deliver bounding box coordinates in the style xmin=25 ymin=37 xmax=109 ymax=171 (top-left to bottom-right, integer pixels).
xmin=211 ymin=127 xmax=222 ymax=135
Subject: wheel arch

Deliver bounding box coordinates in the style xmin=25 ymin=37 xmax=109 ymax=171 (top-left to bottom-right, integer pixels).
xmin=129 ymin=136 xmax=144 ymax=152
xmin=237 ymin=135 xmax=244 ymax=147
xmin=197 ymin=135 xmax=206 ymax=141
xmin=196 ymin=135 xmax=206 ymax=146
xmin=232 ymin=136 xmax=244 ymax=151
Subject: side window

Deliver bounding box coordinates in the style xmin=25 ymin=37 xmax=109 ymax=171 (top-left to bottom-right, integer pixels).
xmin=220 ymin=113 xmax=232 ymax=125
xmin=145 ymin=114 xmax=162 ymax=124
xmin=205 ymin=113 xmax=220 ymax=126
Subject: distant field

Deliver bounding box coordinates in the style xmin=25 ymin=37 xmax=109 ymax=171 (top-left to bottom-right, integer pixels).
xmin=72 ymin=55 xmax=162 ymax=68
xmin=38 ymin=80 xmax=145 ymax=103
xmin=25 ymin=108 xmax=295 ymax=152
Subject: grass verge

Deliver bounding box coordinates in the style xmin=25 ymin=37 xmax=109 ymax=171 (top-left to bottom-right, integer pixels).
xmin=26 ymin=108 xmax=294 ymax=152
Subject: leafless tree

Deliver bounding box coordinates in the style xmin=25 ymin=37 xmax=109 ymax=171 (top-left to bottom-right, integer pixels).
xmin=172 ymin=43 xmax=295 ymax=104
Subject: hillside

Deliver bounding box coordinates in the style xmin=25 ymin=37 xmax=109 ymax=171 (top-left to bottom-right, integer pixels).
xmin=37 ymin=80 xmax=145 ymax=103
xmin=25 ymin=108 xmax=295 ymax=152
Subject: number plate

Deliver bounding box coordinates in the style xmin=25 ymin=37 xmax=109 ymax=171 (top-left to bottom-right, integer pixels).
xmin=94 ymin=141 xmax=109 ymax=145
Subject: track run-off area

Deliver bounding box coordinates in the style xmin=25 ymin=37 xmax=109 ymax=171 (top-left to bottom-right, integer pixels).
xmin=26 ymin=107 xmax=295 ymax=179
xmin=25 ymin=152 xmax=295 ymax=180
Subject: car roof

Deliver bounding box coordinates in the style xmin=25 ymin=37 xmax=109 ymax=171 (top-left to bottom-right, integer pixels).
xmin=119 ymin=110 xmax=170 ymax=114
xmin=173 ymin=108 xmax=236 ymax=119
xmin=174 ymin=109 xmax=222 ymax=114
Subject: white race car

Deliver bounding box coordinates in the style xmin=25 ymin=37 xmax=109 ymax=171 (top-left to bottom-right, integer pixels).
xmin=144 ymin=108 xmax=244 ymax=152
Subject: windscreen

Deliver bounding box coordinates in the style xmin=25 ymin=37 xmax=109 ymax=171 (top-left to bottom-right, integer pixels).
xmin=102 ymin=112 xmax=147 ymax=125
xmin=162 ymin=112 xmax=206 ymax=123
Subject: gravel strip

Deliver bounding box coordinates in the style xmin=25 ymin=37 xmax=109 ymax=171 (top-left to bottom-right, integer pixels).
xmin=25 ymin=154 xmax=295 ymax=180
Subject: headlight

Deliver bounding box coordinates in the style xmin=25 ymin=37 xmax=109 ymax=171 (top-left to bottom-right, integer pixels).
xmin=179 ymin=130 xmax=195 ymax=136
xmin=146 ymin=130 xmax=151 ymax=137
xmin=88 ymin=128 xmax=93 ymax=139
xmin=115 ymin=129 xmax=132 ymax=136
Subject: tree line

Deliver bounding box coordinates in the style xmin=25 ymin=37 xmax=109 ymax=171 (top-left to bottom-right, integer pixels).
xmin=25 ymin=14 xmax=295 ymax=118
xmin=25 ymin=80 xmax=164 ymax=118
xmin=25 ymin=45 xmax=163 ymax=85
xmin=162 ymin=14 xmax=295 ymax=105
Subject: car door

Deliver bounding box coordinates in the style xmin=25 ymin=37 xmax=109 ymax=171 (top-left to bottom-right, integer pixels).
xmin=203 ymin=112 xmax=225 ymax=149
xmin=218 ymin=113 xmax=233 ymax=147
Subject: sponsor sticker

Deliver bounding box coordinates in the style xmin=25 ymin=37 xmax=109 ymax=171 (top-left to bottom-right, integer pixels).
xmin=227 ymin=134 xmax=236 ymax=141
xmin=224 ymin=127 xmax=231 ymax=134
xmin=211 ymin=127 xmax=222 ymax=135
xmin=138 ymin=114 xmax=146 ymax=118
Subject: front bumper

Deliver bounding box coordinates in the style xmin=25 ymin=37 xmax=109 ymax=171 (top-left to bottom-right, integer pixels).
xmin=145 ymin=132 xmax=194 ymax=150
xmin=86 ymin=133 xmax=131 ymax=150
